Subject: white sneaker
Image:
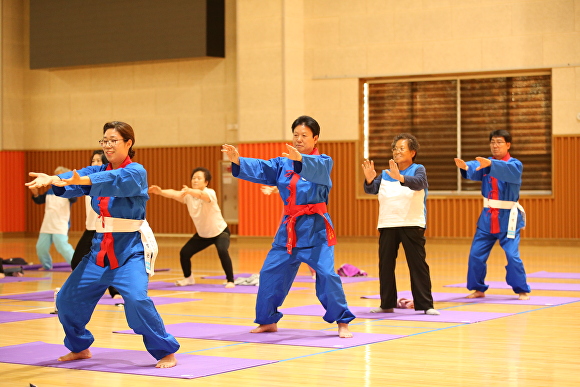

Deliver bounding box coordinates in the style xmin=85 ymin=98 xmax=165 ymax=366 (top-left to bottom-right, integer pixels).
xmin=175 ymin=277 xmax=195 ymax=286
xmin=246 ymin=274 xmax=260 ymax=286
xmin=425 ymin=308 xmax=440 ymax=315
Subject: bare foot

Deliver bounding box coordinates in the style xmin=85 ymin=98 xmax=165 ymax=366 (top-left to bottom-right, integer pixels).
xmin=58 ymin=349 xmax=92 ymax=362
xmin=14 ymin=271 xmax=24 ymax=277
xmin=0 ymin=273 xmax=5 ymax=279
xmin=369 ymin=307 xmax=394 ymax=313
xmin=338 ymin=323 xmax=353 ymax=338
xmin=156 ymin=353 xmax=177 ymax=368
xmin=38 ymin=267 xmax=47 ymax=271
xmin=518 ymin=293 xmax=530 ymax=300
xmin=112 ymin=294 xmax=123 ymax=299
xmin=225 ymin=282 xmax=235 ymax=288
xmin=250 ymin=323 xmax=277 ymax=333
xmin=466 ymin=291 xmax=485 ymax=299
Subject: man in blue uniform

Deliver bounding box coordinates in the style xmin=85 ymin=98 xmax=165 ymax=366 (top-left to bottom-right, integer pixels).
xmin=222 ymin=115 xmax=355 ymax=338
xmin=454 ymin=129 xmax=530 ymax=300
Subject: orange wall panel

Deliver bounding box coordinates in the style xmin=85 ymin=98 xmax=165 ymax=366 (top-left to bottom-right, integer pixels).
xmin=0 ymin=151 xmax=26 ymax=232
xmin=19 ymin=136 xmax=580 ymax=239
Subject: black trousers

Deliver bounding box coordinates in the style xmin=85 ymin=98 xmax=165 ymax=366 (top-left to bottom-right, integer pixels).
xmin=180 ymin=227 xmax=234 ymax=282
xmin=378 ymin=227 xmax=434 ymax=311
xmin=72 ymin=229 xmax=120 ymax=298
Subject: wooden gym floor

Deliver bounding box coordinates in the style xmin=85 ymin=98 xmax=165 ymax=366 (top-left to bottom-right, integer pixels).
xmin=1 ymin=234 xmax=579 ymax=386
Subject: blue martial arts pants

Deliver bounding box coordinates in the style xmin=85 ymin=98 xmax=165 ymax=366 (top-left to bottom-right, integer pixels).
xmin=254 ymin=243 xmax=355 ymax=325
xmin=56 ymin=256 xmax=180 ymax=360
xmin=467 ymin=228 xmax=531 ymax=294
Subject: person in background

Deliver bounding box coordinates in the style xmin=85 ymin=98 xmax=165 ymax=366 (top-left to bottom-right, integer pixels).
xmin=362 ymin=133 xmax=439 ymax=316
xmin=29 ymin=166 xmax=77 ymax=270
xmin=149 ymin=167 xmax=235 ymax=288
xmin=454 ymin=129 xmax=530 ymax=300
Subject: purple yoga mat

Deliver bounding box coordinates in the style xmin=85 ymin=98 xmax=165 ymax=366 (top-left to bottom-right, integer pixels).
xmin=116 ymin=322 xmax=405 ymax=348
xmin=0 ymin=290 xmax=199 ymax=306
xmin=3 ymin=262 xmax=71 ymax=270
xmin=0 ymin=311 xmax=57 ymax=324
xmin=279 ymin=304 xmax=513 ymax=323
xmin=201 ymin=274 xmax=378 ymax=284
xmin=202 ymin=273 xmax=253 ymax=279
xmin=293 ymin=275 xmax=379 ymax=284
xmin=0 ymin=276 xmax=49 ymax=282
xmin=148 ymin=282 xmax=307 ymax=294
xmin=444 ymin=281 xmax=580 ymax=291
xmin=361 ymin=291 xmax=580 ymax=306
xmin=0 ymin=341 xmax=276 ymax=379
xmin=527 ymin=271 xmax=580 ymax=279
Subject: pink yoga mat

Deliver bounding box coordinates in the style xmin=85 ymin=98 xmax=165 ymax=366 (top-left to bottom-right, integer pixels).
xmin=279 ymin=304 xmax=514 ymax=323
xmin=0 ymin=290 xmax=199 ymax=306
xmin=444 ymin=281 xmax=580 ymax=291
xmin=0 ymin=311 xmax=57 ymax=324
xmin=0 ymin=341 xmax=277 ymax=379
xmin=360 ymin=291 xmax=580 ymax=306
xmin=115 ymin=322 xmax=405 ymax=348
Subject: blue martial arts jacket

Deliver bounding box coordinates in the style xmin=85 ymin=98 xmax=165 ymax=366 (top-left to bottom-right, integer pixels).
xmin=461 ymin=155 xmax=525 ymax=233
xmin=53 ymin=160 xmax=149 ymax=268
xmin=232 ymin=154 xmax=335 ymax=249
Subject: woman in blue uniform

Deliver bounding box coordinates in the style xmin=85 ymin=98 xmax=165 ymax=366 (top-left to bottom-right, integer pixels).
xmin=26 ymin=121 xmax=180 ymax=368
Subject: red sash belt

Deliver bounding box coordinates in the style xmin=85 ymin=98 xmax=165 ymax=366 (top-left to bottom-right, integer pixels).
xmin=283 ymin=202 xmax=336 ymax=254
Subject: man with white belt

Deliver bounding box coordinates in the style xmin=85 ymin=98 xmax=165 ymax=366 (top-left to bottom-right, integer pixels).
xmin=454 ymin=129 xmax=531 ymax=300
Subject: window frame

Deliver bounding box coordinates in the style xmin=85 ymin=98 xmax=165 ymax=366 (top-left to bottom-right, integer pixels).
xmin=357 ymin=69 xmax=553 ymax=199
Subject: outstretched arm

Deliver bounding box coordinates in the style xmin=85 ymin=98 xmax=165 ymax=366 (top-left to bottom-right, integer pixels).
xmin=26 ymin=170 xmax=91 ymax=189
xmin=148 ymin=185 xmax=186 ymax=203
xmin=26 ymin=172 xmax=61 ymax=189
xmin=181 ymin=185 xmax=211 ymax=203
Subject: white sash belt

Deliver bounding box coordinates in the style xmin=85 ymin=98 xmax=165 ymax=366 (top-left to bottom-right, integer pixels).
xmin=95 ymin=216 xmax=159 ymax=276
xmin=483 ymin=198 xmax=526 ymax=239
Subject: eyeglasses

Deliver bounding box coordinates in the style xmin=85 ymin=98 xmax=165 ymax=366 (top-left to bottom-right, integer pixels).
xmin=98 ymin=139 xmax=124 ymax=147
xmin=392 ymin=147 xmax=408 ymax=153
xmin=490 ymin=140 xmax=506 ymax=145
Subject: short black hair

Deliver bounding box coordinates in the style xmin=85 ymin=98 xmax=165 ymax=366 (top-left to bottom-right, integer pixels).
xmin=291 ymin=115 xmax=320 ymax=137
xmin=191 ymin=167 xmax=211 ymax=184
xmin=489 ymin=129 xmax=512 ymax=143
xmin=391 ymin=133 xmax=420 ymax=161
xmin=91 ymin=149 xmax=108 ymax=164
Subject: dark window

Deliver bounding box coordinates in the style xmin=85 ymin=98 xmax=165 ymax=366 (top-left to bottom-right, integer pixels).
xmin=362 ymin=73 xmax=552 ymax=193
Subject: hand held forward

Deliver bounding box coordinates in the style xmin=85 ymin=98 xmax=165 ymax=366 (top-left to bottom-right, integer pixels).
xmin=25 ymin=172 xmax=57 ymax=188
xmin=281 ymin=144 xmax=302 ymax=162
xmin=475 ymin=157 xmax=491 ymax=171
xmin=454 ymin=158 xmax=468 ymax=170
xmin=361 ymin=159 xmax=377 ymax=183
xmin=385 ymin=159 xmax=402 ymax=182
xmin=221 ymin=144 xmax=240 ymax=165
